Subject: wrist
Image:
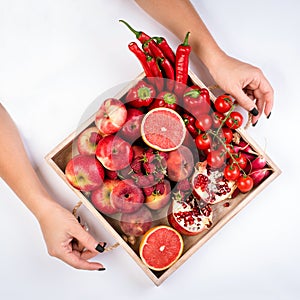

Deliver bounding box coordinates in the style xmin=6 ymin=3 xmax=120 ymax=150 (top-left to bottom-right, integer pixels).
xmin=195 ymin=45 xmax=228 ymax=76
xmin=28 ymin=191 xmax=62 ymax=223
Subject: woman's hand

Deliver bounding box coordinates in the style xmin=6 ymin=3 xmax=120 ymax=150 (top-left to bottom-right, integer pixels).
xmin=38 ymin=201 xmax=106 ymax=271
xmin=209 ymin=53 xmax=274 ymax=125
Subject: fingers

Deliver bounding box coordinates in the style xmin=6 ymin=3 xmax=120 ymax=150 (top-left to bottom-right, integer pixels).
xmin=71 ymin=222 xmax=106 ymax=254
xmin=230 ymin=88 xmax=259 ymax=124
xmin=62 ymin=251 xmax=105 ymax=271
xmin=231 ymin=78 xmax=273 ymax=125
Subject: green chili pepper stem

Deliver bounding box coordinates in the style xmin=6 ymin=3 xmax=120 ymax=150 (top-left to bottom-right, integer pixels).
xmin=119 ymin=19 xmax=140 ymax=38
xmin=184 ymin=89 xmax=200 ymax=98
xmin=153 ymin=36 xmax=164 ymax=44
xmin=182 ymin=32 xmax=190 ymax=46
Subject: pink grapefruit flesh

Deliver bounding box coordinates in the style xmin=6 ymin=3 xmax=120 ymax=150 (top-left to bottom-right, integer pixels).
xmin=141 ymin=108 xmax=186 ymax=152
xmin=139 ymin=225 xmax=184 ymax=271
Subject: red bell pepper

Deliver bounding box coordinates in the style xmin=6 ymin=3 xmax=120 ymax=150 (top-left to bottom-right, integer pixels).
xmin=183 ymin=85 xmax=211 ymax=117
xmin=125 ymin=80 xmax=156 ymax=108
xmin=149 ymin=91 xmax=179 ymax=112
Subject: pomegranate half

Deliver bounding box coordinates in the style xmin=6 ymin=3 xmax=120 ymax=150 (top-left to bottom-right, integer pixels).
xmin=167 ymin=193 xmax=212 ymax=236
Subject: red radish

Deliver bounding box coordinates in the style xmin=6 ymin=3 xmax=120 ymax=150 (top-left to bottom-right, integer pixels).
xmin=249 ymin=168 xmax=272 ymax=187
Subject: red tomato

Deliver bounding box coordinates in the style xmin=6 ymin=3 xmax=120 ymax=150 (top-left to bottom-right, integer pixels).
xmin=207 ymin=150 xmax=225 ymax=169
xmin=225 ymin=111 xmax=243 ymax=129
xmin=237 ymin=175 xmax=254 ymax=193
xmin=214 ymin=94 xmax=234 ymax=113
xmin=211 ymin=111 xmax=225 ymax=129
xmin=195 ymin=133 xmax=211 ymax=150
xmin=220 ymin=143 xmax=235 ymax=159
xmin=230 ymin=152 xmax=248 ymax=169
xmin=195 ymin=114 xmax=212 ymax=132
xmin=221 ymin=127 xmax=233 ymax=144
xmin=224 ymin=164 xmax=240 ymax=181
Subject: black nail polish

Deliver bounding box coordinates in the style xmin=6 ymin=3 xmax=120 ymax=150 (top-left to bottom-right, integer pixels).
xmin=252 ymin=120 xmax=258 ymax=127
xmin=267 ymin=112 xmax=272 ymax=119
xmin=95 ymin=244 xmax=105 ymax=253
xmin=98 ymin=267 xmax=106 ymax=271
xmin=250 ymin=107 xmax=259 ymax=116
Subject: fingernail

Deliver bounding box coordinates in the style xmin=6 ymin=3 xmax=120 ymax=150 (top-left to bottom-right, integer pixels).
xmin=267 ymin=112 xmax=272 ymax=119
xmin=252 ymin=120 xmax=258 ymax=127
xmin=95 ymin=243 xmax=105 ymax=253
xmin=250 ymin=107 xmax=259 ymax=116
xmin=98 ymin=267 xmax=106 ymax=271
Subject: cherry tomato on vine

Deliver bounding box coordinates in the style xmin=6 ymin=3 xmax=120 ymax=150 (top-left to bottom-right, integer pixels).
xmin=195 ymin=133 xmax=211 ymax=150
xmin=225 ymin=111 xmax=243 ymax=129
xmin=207 ymin=149 xmax=226 ymax=169
xmin=224 ymin=164 xmax=240 ymax=181
xmin=221 ymin=127 xmax=233 ymax=144
xmin=211 ymin=111 xmax=225 ymax=129
xmin=230 ymin=152 xmax=248 ymax=169
xmin=214 ymin=94 xmax=234 ymax=113
xmin=195 ymin=114 xmax=212 ymax=131
xmin=237 ymin=175 xmax=254 ymax=193
xmin=220 ymin=143 xmax=235 ymax=159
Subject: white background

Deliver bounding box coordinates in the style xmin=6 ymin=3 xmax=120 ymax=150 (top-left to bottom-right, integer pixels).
xmin=0 ymin=0 xmax=299 ymax=299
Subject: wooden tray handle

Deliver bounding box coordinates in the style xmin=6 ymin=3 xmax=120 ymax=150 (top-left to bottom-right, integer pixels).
xmin=72 ymin=201 xmax=120 ymax=252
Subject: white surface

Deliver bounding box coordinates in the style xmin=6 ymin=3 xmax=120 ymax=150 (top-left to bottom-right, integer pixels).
xmin=0 ymin=0 xmax=299 ymax=299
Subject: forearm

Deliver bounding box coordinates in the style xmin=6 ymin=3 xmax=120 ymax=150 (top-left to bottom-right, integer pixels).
xmin=135 ymin=0 xmax=226 ymax=70
xmin=0 ymin=104 xmax=57 ymax=221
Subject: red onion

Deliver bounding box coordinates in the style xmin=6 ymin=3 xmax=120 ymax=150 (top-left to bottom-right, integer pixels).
xmin=241 ymin=151 xmax=257 ymax=162
xmin=251 ymin=155 xmax=267 ymax=171
xmin=249 ymin=168 xmax=272 ymax=187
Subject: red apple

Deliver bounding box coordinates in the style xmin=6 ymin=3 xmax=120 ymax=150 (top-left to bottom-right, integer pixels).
xmin=95 ymin=98 xmax=127 ymax=135
xmin=145 ymin=179 xmax=171 ymax=210
xmin=96 ymin=135 xmax=133 ymax=171
xmin=77 ymin=126 xmax=103 ymax=155
xmin=166 ymin=145 xmax=194 ymax=182
xmin=91 ymin=179 xmax=120 ymax=215
xmin=120 ymin=206 xmax=153 ymax=237
xmin=110 ymin=179 xmax=144 ymax=213
xmin=118 ymin=108 xmax=143 ymax=142
xmin=65 ymin=154 xmax=105 ymax=192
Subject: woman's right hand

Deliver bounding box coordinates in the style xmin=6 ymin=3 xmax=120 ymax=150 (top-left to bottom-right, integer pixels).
xmin=209 ymin=53 xmax=274 ymax=125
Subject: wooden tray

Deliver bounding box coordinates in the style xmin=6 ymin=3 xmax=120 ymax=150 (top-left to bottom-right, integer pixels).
xmin=45 ymin=71 xmax=281 ymax=286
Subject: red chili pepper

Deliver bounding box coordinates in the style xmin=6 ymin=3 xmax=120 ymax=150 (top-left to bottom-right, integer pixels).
xmin=182 ymin=113 xmax=198 ymax=138
xmin=119 ymin=20 xmax=150 ymax=43
xmin=153 ymin=36 xmax=176 ymax=65
xmin=125 ymin=80 xmax=156 ymax=108
xmin=142 ymin=38 xmax=165 ymax=60
xmin=174 ymin=32 xmax=191 ymax=96
xmin=128 ymin=42 xmax=153 ymax=78
xmin=158 ymin=57 xmax=175 ymax=92
xmin=147 ymin=55 xmax=164 ymax=92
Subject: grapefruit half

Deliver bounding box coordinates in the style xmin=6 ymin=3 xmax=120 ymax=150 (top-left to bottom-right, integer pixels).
xmin=139 ymin=225 xmax=184 ymax=271
xmin=141 ymin=107 xmax=186 ymax=152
